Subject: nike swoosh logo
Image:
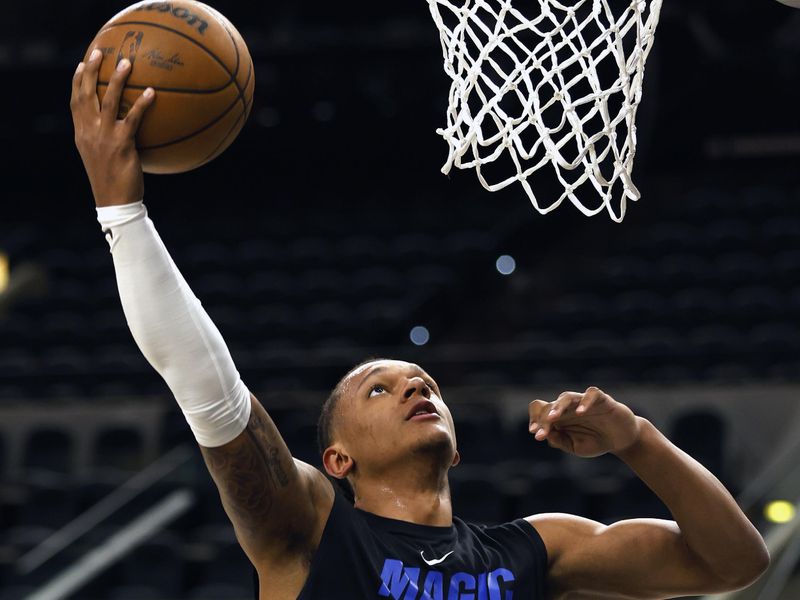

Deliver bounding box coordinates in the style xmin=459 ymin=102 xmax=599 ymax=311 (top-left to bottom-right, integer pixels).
xmin=420 ymin=550 xmax=455 ymax=566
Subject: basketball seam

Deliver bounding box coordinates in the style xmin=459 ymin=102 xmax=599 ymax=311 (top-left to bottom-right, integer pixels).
xmin=96 ymin=81 xmax=229 ymax=95
xmin=139 ymin=60 xmax=252 ymax=151
xmin=99 ymin=20 xmax=237 ymax=87
xmin=214 ymin=16 xmax=247 ymax=115
xmin=199 ymin=92 xmax=254 ymax=166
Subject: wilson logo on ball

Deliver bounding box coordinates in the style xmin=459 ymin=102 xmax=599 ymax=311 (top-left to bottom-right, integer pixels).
xmin=134 ymin=2 xmax=209 ymax=34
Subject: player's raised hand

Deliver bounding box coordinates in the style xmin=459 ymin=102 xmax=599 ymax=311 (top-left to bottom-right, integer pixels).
xmin=527 ymin=387 xmax=642 ymax=458
xmin=70 ymin=48 xmax=155 ymax=207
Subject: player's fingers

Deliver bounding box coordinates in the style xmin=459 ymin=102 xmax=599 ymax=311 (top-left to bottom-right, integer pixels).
xmin=528 ymin=399 xmax=548 ymax=432
xmin=576 ymin=386 xmax=604 ymax=414
xmin=123 ymin=87 xmax=155 ymax=133
xmin=80 ymin=48 xmax=103 ymax=100
xmin=545 ymin=428 xmax=572 ymax=452
xmin=544 ymin=392 xmax=581 ymax=424
xmin=70 ymin=62 xmax=85 ymax=113
xmin=102 ymin=58 xmax=131 ymax=124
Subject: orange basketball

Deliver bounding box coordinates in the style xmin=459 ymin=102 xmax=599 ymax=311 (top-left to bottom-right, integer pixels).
xmin=85 ymin=1 xmax=255 ymax=174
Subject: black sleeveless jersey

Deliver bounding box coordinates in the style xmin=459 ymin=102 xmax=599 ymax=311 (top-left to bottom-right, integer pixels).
xmin=287 ymin=490 xmax=549 ymax=600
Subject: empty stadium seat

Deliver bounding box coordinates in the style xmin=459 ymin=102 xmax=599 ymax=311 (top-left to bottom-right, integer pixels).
xmin=659 ymin=254 xmax=711 ymax=287
xmin=452 ymin=410 xmax=504 ymax=466
xmin=450 ymin=470 xmax=506 ymax=524
xmin=569 ymin=329 xmax=624 ymax=360
xmin=594 ymin=255 xmax=652 ymax=290
xmin=22 ymin=428 xmax=74 ymax=478
xmin=246 ymin=272 xmax=297 ymax=302
xmin=108 ymin=585 xmax=169 ymax=600
xmin=0 ymin=350 xmax=37 ymax=378
xmin=442 ymin=231 xmax=494 ymax=257
xmin=289 ymin=237 xmax=334 ymax=266
xmin=628 ymin=327 xmax=683 ymax=358
xmin=90 ymin=426 xmax=146 ymax=475
xmin=182 ymin=242 xmax=234 ymax=272
xmin=774 ymin=250 xmax=800 ymax=284
xmin=4 ymin=524 xmax=54 ymax=555
xmin=193 ymin=273 xmax=244 ymax=305
xmin=712 ymin=253 xmax=765 ymax=285
xmin=669 ymin=409 xmax=727 ymax=480
xmin=730 ymin=286 xmax=784 ymax=318
xmin=121 ymin=533 xmax=185 ymax=597
xmin=703 ymin=362 xmax=754 ymax=383
xmin=500 ymin=417 xmax=564 ymax=467
xmin=671 ymin=287 xmax=725 ymax=324
xmin=613 ymin=290 xmax=666 ymax=325
xmin=511 ymin=472 xmax=585 ymax=518
xmin=688 ymin=325 xmax=744 ymax=355
xmin=186 ymin=525 xmax=252 ymax=588
xmin=235 ymin=239 xmax=283 ymax=270
xmin=249 ymin=303 xmax=300 ymax=338
xmin=40 ymin=314 xmax=91 ymax=351
xmin=750 ymin=322 xmax=800 ymax=355
xmin=705 ymin=219 xmax=753 ymax=251
xmin=336 ymin=235 xmax=384 ymax=264
xmin=17 ymin=485 xmax=76 ymax=528
xmin=280 ymin=415 xmax=322 ymax=467
xmin=639 ymin=363 xmax=696 ymax=383
xmin=646 ymin=222 xmax=698 ymax=254
xmin=762 ymin=217 xmax=800 ymax=249
xmin=92 ymin=310 xmax=131 ymax=344
xmin=391 ymin=233 xmax=440 ymax=263
xmin=0 ymin=586 xmax=36 ymax=600
xmin=551 ymin=294 xmax=606 ymax=326
xmin=738 ymin=185 xmax=787 ymax=215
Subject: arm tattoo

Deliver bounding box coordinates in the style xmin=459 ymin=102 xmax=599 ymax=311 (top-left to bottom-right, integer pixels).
xmin=200 ymin=409 xmax=295 ymax=537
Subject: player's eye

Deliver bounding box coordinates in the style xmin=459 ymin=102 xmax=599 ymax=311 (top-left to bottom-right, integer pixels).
xmin=368 ymin=384 xmax=386 ymax=397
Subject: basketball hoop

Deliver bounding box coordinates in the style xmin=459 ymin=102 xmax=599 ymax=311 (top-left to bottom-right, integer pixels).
xmin=427 ymin=0 xmax=663 ymax=222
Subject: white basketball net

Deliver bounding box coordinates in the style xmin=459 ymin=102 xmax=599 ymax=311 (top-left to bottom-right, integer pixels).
xmin=428 ymin=0 xmax=663 ymax=222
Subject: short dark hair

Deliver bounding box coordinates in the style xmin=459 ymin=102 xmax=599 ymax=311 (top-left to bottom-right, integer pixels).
xmin=317 ymin=357 xmax=387 ymax=456
xmin=317 ymin=357 xmax=389 ymax=502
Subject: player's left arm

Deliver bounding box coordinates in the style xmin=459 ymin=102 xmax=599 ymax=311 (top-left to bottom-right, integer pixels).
xmin=526 ymin=388 xmax=770 ymax=600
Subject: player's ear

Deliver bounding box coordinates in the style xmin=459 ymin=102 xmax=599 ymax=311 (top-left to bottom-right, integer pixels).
xmin=322 ymin=445 xmax=354 ymax=479
xmin=451 ymin=450 xmax=461 ymax=467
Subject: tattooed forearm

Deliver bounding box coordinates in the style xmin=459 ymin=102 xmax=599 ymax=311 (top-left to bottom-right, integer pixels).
xmin=200 ymin=403 xmax=296 ymax=538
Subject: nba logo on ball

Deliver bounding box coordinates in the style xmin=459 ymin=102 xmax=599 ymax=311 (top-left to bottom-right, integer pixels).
xmin=85 ymin=0 xmax=255 ymax=174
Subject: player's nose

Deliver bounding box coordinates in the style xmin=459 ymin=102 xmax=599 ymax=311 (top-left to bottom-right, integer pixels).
xmin=402 ymin=377 xmax=431 ymax=401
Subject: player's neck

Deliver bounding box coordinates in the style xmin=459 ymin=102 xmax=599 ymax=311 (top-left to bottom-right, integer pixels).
xmin=352 ymin=463 xmax=453 ymax=527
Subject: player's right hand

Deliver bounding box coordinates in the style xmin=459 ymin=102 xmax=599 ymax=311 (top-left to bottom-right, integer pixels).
xmin=70 ymin=48 xmax=155 ymax=208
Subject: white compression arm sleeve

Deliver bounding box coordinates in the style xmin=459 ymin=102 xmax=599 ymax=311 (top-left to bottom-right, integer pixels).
xmin=97 ymin=201 xmax=251 ymax=448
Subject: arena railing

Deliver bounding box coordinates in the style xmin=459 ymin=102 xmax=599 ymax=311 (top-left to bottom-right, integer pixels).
xmin=17 ymin=444 xmax=195 ymax=586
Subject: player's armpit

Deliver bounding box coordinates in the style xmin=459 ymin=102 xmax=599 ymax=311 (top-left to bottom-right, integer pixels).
xmin=529 ymin=514 xmax=756 ymax=600
xmin=200 ymin=394 xmax=334 ymax=564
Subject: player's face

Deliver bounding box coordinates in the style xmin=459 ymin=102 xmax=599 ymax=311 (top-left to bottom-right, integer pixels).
xmin=336 ymin=360 xmax=458 ymax=474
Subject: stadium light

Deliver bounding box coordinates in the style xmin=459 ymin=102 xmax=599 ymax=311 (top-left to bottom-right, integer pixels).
xmin=496 ymin=255 xmax=516 ymax=276
xmin=764 ymin=500 xmax=796 ymax=524
xmin=0 ymin=252 xmax=8 ymax=294
xmin=410 ymin=325 xmax=430 ymax=346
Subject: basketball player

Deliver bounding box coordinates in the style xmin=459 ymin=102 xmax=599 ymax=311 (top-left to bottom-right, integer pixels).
xmin=71 ymin=49 xmax=769 ymax=599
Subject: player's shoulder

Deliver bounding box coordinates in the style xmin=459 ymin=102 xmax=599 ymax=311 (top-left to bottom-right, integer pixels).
xmin=525 ymin=513 xmax=605 ymax=565
xmin=458 ymin=515 xmax=548 ymax=554
xmin=526 ymin=512 xmax=604 ymax=532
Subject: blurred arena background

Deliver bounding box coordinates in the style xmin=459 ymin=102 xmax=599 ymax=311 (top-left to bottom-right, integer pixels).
xmin=1 ymin=0 xmax=800 ymax=598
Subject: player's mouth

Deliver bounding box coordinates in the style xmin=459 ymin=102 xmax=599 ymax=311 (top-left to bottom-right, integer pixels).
xmin=406 ymin=400 xmax=439 ymax=421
